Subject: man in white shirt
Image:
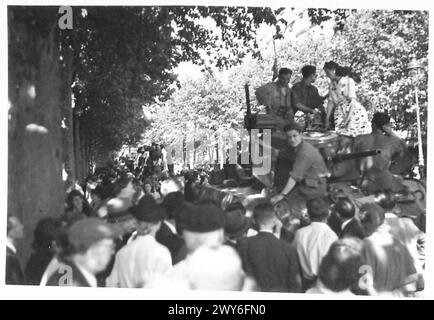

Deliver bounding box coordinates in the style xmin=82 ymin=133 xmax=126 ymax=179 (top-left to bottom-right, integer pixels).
xmin=293 ymin=197 xmax=338 ymax=291
xmin=376 ymin=190 xmax=425 ymax=290
xmin=106 ymin=195 xmax=172 ymax=288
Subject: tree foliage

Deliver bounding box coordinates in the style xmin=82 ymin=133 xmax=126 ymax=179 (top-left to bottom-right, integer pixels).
xmin=66 ymin=6 xmax=289 ymax=157
xmin=330 ymin=10 xmax=428 ymax=140
xmin=145 ymin=8 xmax=428 ymax=164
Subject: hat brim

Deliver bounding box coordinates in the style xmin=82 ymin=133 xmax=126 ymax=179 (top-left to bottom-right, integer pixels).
xmin=225 ymin=217 xmax=252 ymax=239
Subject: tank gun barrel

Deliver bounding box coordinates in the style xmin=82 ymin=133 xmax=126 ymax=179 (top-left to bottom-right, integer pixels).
xmin=328 ymin=149 xmax=381 ymax=162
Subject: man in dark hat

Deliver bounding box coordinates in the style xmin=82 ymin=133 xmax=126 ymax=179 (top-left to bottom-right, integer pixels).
xmin=106 ymin=195 xmax=172 ymax=288
xmin=179 ymin=200 xmax=226 ymax=256
xmin=46 ymin=217 xmax=121 ymax=287
xmin=223 ymin=202 xmax=252 ymax=250
xmin=353 ymin=112 xmax=408 ymax=193
xmin=237 ymin=202 xmax=302 ymax=293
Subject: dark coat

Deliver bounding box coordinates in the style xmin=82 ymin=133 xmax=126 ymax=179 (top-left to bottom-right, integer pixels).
xmin=237 ymin=232 xmax=302 ymax=293
xmin=156 ymin=222 xmax=185 ymax=264
xmin=5 ymin=247 xmax=25 ymax=285
xmin=25 ymin=250 xmax=54 ymax=285
xmin=341 ymin=218 xmax=365 ymax=239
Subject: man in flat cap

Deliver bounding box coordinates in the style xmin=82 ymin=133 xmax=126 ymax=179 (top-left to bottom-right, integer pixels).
xmin=223 ymin=202 xmax=252 ymax=250
xmin=106 ymin=195 xmax=172 ymax=288
xmin=46 ymin=217 xmax=121 ymax=287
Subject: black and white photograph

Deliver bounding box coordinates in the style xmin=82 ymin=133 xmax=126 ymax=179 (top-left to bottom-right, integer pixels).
xmin=2 ymin=0 xmax=432 ymax=302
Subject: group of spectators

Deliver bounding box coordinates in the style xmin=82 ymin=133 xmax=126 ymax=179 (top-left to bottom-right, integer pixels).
xmin=6 ymin=165 xmax=425 ymax=297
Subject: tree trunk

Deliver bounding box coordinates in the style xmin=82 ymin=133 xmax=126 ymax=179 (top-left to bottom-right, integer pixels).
xmin=8 ymin=16 xmax=64 ymax=267
xmin=61 ymin=48 xmax=75 ymax=190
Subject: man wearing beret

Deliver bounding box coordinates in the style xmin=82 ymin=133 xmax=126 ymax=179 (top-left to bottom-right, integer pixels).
xmin=46 ymin=218 xmax=120 ymax=287
xmin=150 ymin=201 xmax=226 ymax=289
xmin=106 ymin=195 xmax=172 ymax=288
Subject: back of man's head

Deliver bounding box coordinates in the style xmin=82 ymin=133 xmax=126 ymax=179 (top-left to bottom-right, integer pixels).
xmin=334 ymin=197 xmax=355 ymax=220
xmin=181 ymin=202 xmax=225 ymax=253
xmin=318 ymin=238 xmax=364 ymax=292
xmin=372 ymin=112 xmax=390 ymax=130
xmin=359 ymin=203 xmax=385 ymax=236
xmin=307 ymin=197 xmax=330 ymax=222
xmin=253 ymin=202 xmax=276 ymax=227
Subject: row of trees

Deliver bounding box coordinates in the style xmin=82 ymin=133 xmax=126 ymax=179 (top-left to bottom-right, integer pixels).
xmin=145 ymin=10 xmax=428 ymax=167
xmin=7 ymin=6 xmax=428 ymax=264
xmin=8 ymin=6 xmax=299 ymax=264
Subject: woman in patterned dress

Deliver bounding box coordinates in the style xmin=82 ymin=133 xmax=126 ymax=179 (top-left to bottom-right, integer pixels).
xmin=323 ymin=62 xmax=370 ymax=151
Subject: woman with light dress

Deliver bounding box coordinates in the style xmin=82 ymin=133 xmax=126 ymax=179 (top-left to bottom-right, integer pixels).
xmin=323 ymin=62 xmax=370 ymax=151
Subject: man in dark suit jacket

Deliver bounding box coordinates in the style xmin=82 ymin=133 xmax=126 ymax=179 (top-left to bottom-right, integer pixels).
xmin=6 ymin=215 xmax=25 ymax=285
xmin=156 ymin=191 xmax=186 ymax=263
xmin=333 ymin=197 xmax=365 ymax=239
xmin=237 ymin=203 xmax=302 ymax=293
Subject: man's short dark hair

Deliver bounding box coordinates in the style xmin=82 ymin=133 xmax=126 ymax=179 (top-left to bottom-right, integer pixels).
xmin=307 ymin=197 xmax=330 ymax=222
xmin=372 ymin=112 xmax=390 ymax=129
xmin=253 ymin=202 xmax=275 ymax=226
xmin=359 ymin=203 xmax=385 ymax=236
xmin=278 ymin=68 xmax=292 ymax=77
xmin=334 ymin=197 xmax=355 ymax=220
xmin=375 ymin=190 xmax=396 ymax=211
xmin=301 ymin=65 xmax=316 ymax=78
xmin=283 ymin=122 xmax=303 ymax=133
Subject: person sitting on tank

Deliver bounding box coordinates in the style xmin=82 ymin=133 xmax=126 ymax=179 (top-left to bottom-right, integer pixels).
xmin=270 ymin=123 xmax=329 ymax=222
xmin=291 ymin=65 xmax=326 ymax=131
xmin=353 ymin=112 xmax=408 ymax=194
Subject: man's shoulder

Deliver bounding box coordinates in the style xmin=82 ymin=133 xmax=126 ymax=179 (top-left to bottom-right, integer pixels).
xmin=46 ymin=261 xmax=89 ymax=287
xmin=354 ymin=133 xmax=374 ymax=148
xmin=299 ymin=141 xmax=322 ymax=157
xmin=291 ymin=81 xmax=303 ymax=90
xmin=294 ymin=224 xmax=313 ymax=238
xmin=256 ymin=82 xmax=277 ymax=91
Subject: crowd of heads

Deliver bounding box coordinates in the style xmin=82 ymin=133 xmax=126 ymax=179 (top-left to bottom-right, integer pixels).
xmin=6 ymin=173 xmax=425 ymax=297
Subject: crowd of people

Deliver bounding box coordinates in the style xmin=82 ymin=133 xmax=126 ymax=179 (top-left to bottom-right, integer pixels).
xmin=5 ymin=62 xmax=426 ymax=298
xmin=6 ymin=164 xmax=425 ymax=296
